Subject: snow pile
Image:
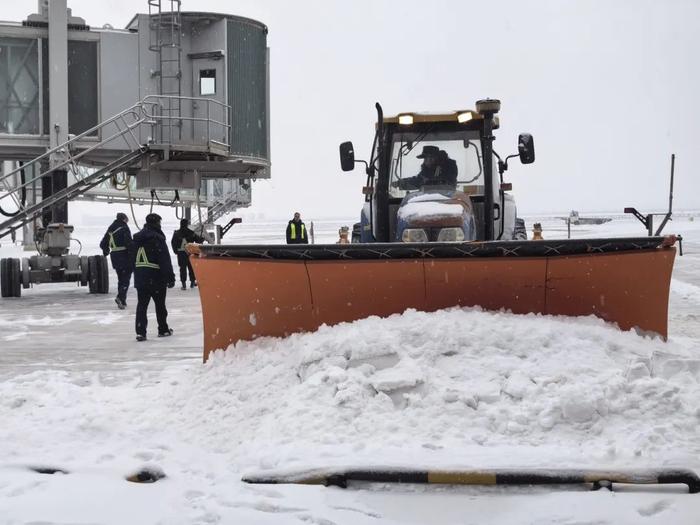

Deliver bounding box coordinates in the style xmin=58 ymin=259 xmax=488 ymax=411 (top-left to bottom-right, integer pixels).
xmin=397 ymin=201 xmax=464 ymax=222
xmin=159 ymin=308 xmax=700 ymax=472
xmin=2 ymin=307 xmax=700 ymax=523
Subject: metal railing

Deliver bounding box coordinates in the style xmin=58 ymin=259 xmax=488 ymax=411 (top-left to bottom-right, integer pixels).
xmin=0 ymin=95 xmax=231 ymax=215
xmin=0 ymin=95 xmax=232 ymax=238
xmin=141 ymin=95 xmax=231 ymax=147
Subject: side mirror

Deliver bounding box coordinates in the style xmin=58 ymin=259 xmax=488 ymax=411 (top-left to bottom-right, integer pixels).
xmin=518 ymin=133 xmax=535 ymax=164
xmin=339 ymin=141 xmax=355 ymax=171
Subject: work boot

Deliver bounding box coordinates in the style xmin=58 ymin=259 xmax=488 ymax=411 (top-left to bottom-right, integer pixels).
xmin=181 ymin=283 xmax=187 ymax=291
xmin=190 ymin=281 xmax=197 ymax=288
xmin=136 ymin=334 xmax=147 ymax=342
xmin=115 ymin=297 xmax=126 ymax=310
xmin=158 ymin=328 xmax=174 ymax=337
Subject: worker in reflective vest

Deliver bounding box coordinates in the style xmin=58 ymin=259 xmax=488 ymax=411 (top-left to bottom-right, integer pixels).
xmin=99 ymin=212 xmax=133 ymax=310
xmin=286 ymin=212 xmax=309 ymax=244
xmin=132 ymin=213 xmax=175 ymax=342
xmin=171 ymin=218 xmax=205 ymax=290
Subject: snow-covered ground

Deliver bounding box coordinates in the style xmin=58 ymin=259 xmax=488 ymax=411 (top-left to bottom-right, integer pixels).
xmin=1 ymin=209 xmax=699 ymax=524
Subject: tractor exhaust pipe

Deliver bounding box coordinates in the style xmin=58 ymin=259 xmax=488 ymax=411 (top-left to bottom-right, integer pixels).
xmin=476 ymin=99 xmax=501 ymax=241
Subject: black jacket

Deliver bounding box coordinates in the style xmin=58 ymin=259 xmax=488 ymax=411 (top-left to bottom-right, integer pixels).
xmin=132 ymin=224 xmax=175 ymax=288
xmin=286 ymin=219 xmax=308 ymax=244
xmin=171 ymin=227 xmax=205 ymax=254
xmin=99 ymin=219 xmax=133 ymax=271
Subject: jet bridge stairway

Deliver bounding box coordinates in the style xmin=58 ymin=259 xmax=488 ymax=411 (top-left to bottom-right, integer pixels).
xmin=0 ymin=95 xmax=241 ymax=240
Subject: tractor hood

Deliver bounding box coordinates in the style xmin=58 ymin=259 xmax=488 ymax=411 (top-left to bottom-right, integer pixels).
xmin=396 ymin=190 xmax=477 ymax=242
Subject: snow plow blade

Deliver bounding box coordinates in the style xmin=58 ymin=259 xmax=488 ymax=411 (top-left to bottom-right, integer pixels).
xmin=188 ymin=236 xmax=677 ymax=361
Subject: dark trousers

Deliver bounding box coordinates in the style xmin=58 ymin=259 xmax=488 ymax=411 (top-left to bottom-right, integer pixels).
xmin=115 ymin=268 xmax=132 ymax=303
xmin=135 ymin=285 xmax=169 ymax=336
xmin=177 ymin=252 xmax=195 ymax=285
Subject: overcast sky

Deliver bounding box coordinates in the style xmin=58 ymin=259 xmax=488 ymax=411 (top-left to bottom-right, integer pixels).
xmin=4 ymin=0 xmax=699 ymax=220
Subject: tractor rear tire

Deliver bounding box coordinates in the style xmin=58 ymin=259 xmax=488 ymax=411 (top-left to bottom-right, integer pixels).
xmin=97 ymin=255 xmax=109 ymax=294
xmin=1 ymin=258 xmax=21 ymax=298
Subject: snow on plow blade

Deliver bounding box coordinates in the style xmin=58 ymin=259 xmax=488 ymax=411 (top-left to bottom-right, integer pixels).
xmin=189 ymin=236 xmax=677 ymax=361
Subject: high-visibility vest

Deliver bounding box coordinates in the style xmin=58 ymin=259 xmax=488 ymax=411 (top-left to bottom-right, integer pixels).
xmin=135 ymin=246 xmax=160 ymax=269
xmin=290 ymin=223 xmax=306 ymax=240
xmin=109 ymin=227 xmax=126 ymax=252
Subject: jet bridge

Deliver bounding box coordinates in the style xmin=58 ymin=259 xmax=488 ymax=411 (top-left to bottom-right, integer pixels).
xmin=0 ymin=0 xmax=270 ymax=296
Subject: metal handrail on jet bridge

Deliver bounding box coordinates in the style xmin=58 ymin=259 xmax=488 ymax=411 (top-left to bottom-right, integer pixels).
xmin=0 ymin=95 xmax=233 ymax=215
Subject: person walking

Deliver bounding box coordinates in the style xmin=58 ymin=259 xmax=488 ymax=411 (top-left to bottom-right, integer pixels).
xmin=285 ymin=212 xmax=309 ymax=244
xmin=171 ymin=218 xmax=205 ymax=290
xmin=99 ymin=212 xmax=133 ymax=310
xmin=132 ymin=213 xmax=175 ymax=341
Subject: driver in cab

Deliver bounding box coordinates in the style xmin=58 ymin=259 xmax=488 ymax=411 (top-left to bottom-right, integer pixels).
xmin=394 ymin=145 xmax=457 ymax=190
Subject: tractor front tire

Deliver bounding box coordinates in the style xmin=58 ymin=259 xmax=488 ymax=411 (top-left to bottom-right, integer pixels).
xmin=514 ymin=218 xmax=527 ymax=241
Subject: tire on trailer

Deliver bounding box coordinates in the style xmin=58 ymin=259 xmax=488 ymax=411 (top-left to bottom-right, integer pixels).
xmin=513 ymin=218 xmax=527 ymax=241
xmin=79 ymin=256 xmax=89 ymax=287
xmin=21 ymin=258 xmax=31 ymax=289
xmin=0 ymin=259 xmax=9 ymax=298
xmin=88 ymin=255 xmax=99 ymax=294
xmin=97 ymin=255 xmax=109 ymax=294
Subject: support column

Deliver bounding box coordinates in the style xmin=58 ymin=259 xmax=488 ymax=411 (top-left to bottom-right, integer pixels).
xmin=41 ymin=168 xmax=68 ymax=226
xmin=44 ymin=0 xmax=70 ymax=227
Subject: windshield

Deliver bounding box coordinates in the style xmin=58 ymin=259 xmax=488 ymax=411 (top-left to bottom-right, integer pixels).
xmin=388 ymin=130 xmax=484 ymax=198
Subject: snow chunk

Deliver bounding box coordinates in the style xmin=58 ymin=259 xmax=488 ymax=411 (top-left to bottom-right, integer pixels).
xmin=397 ymin=201 xmax=464 ymax=222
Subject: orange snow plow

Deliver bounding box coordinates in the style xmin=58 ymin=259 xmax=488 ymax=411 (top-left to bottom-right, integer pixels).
xmin=189 ymin=236 xmax=677 ymax=361
xmin=188 ymin=99 xmax=679 ymax=361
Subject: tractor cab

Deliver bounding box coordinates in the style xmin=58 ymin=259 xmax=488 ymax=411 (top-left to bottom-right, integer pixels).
xmin=340 ymin=100 xmax=535 ymax=243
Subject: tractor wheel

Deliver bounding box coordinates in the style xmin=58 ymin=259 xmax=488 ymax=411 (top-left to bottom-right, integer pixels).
xmin=513 ymin=218 xmax=527 ymax=241
xmin=88 ymin=256 xmax=98 ymax=294
xmin=351 ymin=222 xmax=361 ymax=243
xmin=97 ymin=255 xmax=109 ymax=294
xmin=21 ymin=258 xmax=31 ymax=289
xmin=79 ymin=256 xmax=89 ymax=287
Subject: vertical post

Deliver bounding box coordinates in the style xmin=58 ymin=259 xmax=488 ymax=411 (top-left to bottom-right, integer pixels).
xmin=667 ymin=153 xmax=675 ymax=216
xmin=653 ymin=154 xmax=675 ymax=236
xmin=45 ymin=0 xmax=69 ymax=226
xmin=567 ymin=218 xmax=571 ymax=239
xmin=476 ymin=99 xmax=501 ymax=241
